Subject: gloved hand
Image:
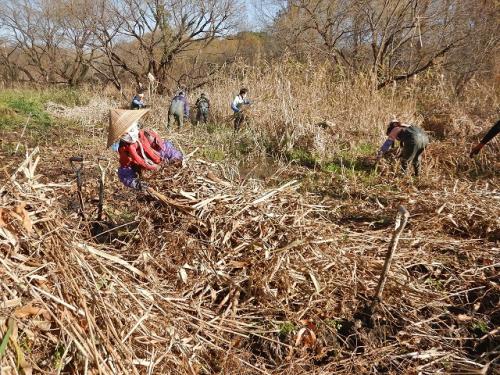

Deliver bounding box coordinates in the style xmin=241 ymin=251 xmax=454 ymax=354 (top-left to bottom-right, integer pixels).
xmin=171 ymin=159 xmax=182 ymax=168
xmin=110 ymin=141 xmax=120 ymax=152
xmin=136 ymin=180 xmax=149 ymax=192
xmin=469 ymin=143 xmax=484 ymax=157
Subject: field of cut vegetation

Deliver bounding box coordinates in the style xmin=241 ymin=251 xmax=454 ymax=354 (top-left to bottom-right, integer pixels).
xmin=0 ymin=67 xmax=499 ymax=374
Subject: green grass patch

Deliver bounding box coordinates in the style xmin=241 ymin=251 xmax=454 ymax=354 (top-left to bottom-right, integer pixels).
xmin=325 ymin=319 xmax=343 ymax=331
xmin=278 ymin=321 xmax=296 ymax=337
xmin=0 ymin=90 xmax=52 ymax=131
xmin=0 ymin=320 xmax=13 ymax=359
xmin=0 ymin=88 xmax=89 ymax=132
xmin=43 ymin=88 xmax=89 ymax=107
xmin=6 ymin=96 xmax=52 ymax=128
xmin=355 ymin=142 xmax=376 ymax=156
xmin=285 ymin=148 xmax=319 ymax=168
xmin=52 ymin=344 xmax=66 ymax=370
xmin=470 ymin=320 xmax=489 ymax=335
xmin=201 ymin=147 xmax=225 ymax=162
xmin=424 ymin=277 xmax=444 ymax=290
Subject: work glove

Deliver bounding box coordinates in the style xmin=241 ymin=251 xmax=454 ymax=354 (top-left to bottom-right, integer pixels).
xmin=110 ymin=141 xmax=120 ymax=152
xmin=469 ymin=143 xmax=484 ymax=158
xmin=135 ymin=180 xmax=149 ymax=192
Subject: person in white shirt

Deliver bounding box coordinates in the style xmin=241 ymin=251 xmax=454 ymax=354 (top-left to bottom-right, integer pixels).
xmin=231 ymin=88 xmax=251 ymax=131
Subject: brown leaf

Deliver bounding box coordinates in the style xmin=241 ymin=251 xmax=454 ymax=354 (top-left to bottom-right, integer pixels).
xmin=14 ymin=204 xmax=32 ymax=233
xmin=457 ymin=314 xmax=473 ymax=322
xmin=295 ymin=327 xmax=317 ymax=349
xmin=14 ymin=305 xmax=49 ymax=320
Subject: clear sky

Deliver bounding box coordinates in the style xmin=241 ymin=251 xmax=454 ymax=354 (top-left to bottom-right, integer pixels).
xmin=244 ymin=0 xmax=282 ymax=31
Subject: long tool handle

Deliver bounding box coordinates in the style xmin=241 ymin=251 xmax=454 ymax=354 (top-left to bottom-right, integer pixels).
xmin=97 ymin=178 xmax=104 ymax=221
xmin=372 ymin=206 xmax=409 ymax=304
xmin=96 ymin=157 xmax=109 ymax=222
xmin=69 ymin=156 xmax=85 ymax=219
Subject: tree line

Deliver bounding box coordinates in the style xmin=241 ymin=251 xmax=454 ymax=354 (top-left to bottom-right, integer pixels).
xmin=0 ymin=0 xmax=498 ymax=94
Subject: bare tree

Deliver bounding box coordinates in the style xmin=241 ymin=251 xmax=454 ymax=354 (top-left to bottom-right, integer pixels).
xmin=0 ymin=0 xmax=98 ymax=85
xmin=270 ymin=0 xmax=497 ymax=89
xmin=90 ymin=0 xmax=239 ymax=92
xmin=443 ymin=1 xmax=500 ymax=94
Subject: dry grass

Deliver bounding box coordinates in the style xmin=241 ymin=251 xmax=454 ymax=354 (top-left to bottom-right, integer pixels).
xmin=0 ymin=145 xmax=498 ymax=374
xmin=1 ymin=63 xmax=499 ymax=374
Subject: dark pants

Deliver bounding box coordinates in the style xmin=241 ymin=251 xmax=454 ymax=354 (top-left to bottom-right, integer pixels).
xmin=399 ymin=127 xmax=429 ymax=176
xmin=234 ymin=112 xmax=245 ymax=131
xmin=196 ymin=110 xmax=208 ymax=125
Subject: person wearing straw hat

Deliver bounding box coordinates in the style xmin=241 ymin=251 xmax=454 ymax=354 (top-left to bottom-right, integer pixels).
xmin=167 ymin=91 xmax=189 ymax=130
xmin=108 ymin=109 xmax=183 ymax=190
xmin=376 ymin=120 xmax=429 ymax=176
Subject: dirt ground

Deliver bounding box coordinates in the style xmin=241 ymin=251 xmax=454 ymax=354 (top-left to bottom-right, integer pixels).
xmin=1 ymin=115 xmax=499 ymax=374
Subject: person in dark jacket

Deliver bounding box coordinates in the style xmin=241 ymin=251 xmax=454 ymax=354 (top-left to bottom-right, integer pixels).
xmin=376 ymin=120 xmax=429 ymax=176
xmin=130 ymin=93 xmax=145 ymax=109
xmin=470 ymin=120 xmax=500 ymax=157
xmin=195 ymin=93 xmax=210 ymax=125
xmin=167 ymin=91 xmax=189 ymax=130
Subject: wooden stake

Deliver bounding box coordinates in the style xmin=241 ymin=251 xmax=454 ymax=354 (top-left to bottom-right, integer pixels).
xmin=373 ymin=205 xmax=410 ymax=304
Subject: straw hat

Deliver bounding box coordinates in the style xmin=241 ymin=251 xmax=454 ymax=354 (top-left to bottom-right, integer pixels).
xmin=107 ymin=108 xmax=150 ymax=147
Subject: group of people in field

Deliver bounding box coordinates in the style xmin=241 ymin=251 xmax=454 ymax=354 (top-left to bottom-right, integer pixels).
xmin=107 ymin=88 xmax=252 ymax=190
xmin=129 ymin=88 xmax=251 ymax=131
xmin=107 ymin=87 xmax=498 ymax=190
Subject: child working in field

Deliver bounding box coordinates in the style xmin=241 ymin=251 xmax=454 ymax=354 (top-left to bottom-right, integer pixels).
xmin=107 ymin=109 xmax=183 ymax=190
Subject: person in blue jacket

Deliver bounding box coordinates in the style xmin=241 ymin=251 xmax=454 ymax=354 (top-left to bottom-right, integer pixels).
xmin=130 ymin=93 xmax=145 ymax=109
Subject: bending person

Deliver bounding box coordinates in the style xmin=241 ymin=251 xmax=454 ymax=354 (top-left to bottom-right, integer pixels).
xmin=130 ymin=93 xmax=146 ymax=109
xmin=107 ymin=109 xmax=183 ymax=190
xmin=231 ymin=88 xmax=251 ymax=131
xmin=376 ymin=120 xmax=429 ymax=176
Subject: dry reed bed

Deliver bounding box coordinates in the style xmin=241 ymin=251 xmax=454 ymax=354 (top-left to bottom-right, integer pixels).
xmin=3 ymin=70 xmax=499 ymax=373
xmin=1 ymin=145 xmax=498 ymax=374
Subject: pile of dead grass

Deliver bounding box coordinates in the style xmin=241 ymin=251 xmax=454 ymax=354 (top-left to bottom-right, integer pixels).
xmin=1 ymin=146 xmax=498 ymax=374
